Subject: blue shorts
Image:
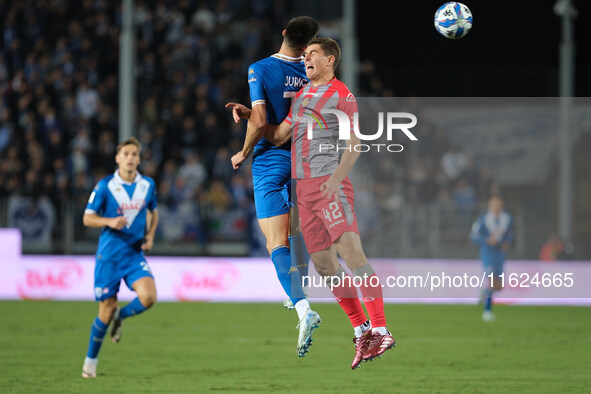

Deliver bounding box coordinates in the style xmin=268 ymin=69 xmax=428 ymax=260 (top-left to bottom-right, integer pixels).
xmin=482 ymin=259 xmax=504 ymax=277
xmin=93 ymin=253 xmax=154 ymax=301
xmin=252 ymin=150 xmax=292 ymax=219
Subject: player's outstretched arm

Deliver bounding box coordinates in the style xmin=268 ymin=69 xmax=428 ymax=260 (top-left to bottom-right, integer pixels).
xmin=265 ymin=120 xmax=291 ymax=146
xmin=142 ymin=209 xmax=159 ymax=251
xmin=321 ymin=133 xmax=361 ymax=202
xmin=83 ymin=213 xmax=127 ymax=230
xmin=230 ymin=104 xmax=267 ymax=170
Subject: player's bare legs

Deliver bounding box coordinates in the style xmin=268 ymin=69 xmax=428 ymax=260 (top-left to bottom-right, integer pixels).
xmin=132 ymin=276 xmax=157 ymax=308
xmin=309 ymin=245 xmax=340 ymax=277
xmin=334 ymin=231 xmax=368 ymax=272
xmin=258 ymin=213 xmax=290 ymax=254
xmin=110 ymin=277 xmax=157 ymax=343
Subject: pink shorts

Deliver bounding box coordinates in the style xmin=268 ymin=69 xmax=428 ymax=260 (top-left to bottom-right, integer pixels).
xmin=296 ymin=175 xmax=359 ymax=254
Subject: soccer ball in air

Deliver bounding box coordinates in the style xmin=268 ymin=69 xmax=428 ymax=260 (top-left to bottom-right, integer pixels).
xmin=434 ymin=2 xmax=473 ymax=39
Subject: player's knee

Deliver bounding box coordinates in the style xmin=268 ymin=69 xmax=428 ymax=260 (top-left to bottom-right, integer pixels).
xmin=98 ymin=298 xmax=118 ymax=322
xmin=311 ymin=261 xmax=334 ymax=277
xmin=339 ymin=247 xmax=365 ymax=267
xmin=137 ymin=289 xmax=157 ymax=308
xmin=315 ymin=266 xmax=334 ymax=277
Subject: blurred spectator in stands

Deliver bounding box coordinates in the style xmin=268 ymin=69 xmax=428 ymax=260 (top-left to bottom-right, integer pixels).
xmin=211 ymin=146 xmax=233 ymax=183
xmin=206 ymin=179 xmax=232 ymax=212
xmin=76 ymin=79 xmax=100 ymax=119
xmin=539 ymin=235 xmax=564 ymax=261
xmin=69 ymin=144 xmax=90 ymax=176
xmin=47 ymin=130 xmax=68 ymax=163
xmin=179 ymin=116 xmax=199 ymax=150
xmin=0 ymin=108 xmax=14 ymax=153
xmin=22 ymin=169 xmax=40 ymax=196
xmin=179 ymin=152 xmax=207 ymax=191
xmin=8 ymin=195 xmax=56 ymax=248
xmin=441 ymin=145 xmax=468 ymax=185
xmin=192 ymin=2 xmax=217 ymax=34
xmin=93 ymin=130 xmax=116 ymax=173
xmin=453 ymin=178 xmax=477 ymax=215
xmin=228 ymin=173 xmax=251 ymax=208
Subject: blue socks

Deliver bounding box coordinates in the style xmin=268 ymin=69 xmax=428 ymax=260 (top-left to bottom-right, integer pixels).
xmin=289 ymin=233 xmax=310 ymax=287
xmin=120 ymin=297 xmax=148 ymax=319
xmin=484 ymin=289 xmax=493 ymax=312
xmin=85 ymin=299 xmax=150 ymax=360
xmin=86 ymin=317 xmax=108 ymax=359
xmin=271 ymin=246 xmax=305 ymax=304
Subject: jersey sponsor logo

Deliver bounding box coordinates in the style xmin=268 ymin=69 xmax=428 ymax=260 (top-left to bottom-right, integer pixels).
xmin=346 ymin=93 xmax=356 ymax=102
xmin=292 ymin=110 xmax=328 ymax=133
xmin=284 ymin=76 xmax=306 ymax=88
xmin=118 ymin=201 xmax=145 ymax=211
xmin=108 ymin=178 xmax=151 ymax=229
xmin=248 ymin=77 xmax=257 ymax=83
xmin=88 ymin=191 xmax=96 ymax=203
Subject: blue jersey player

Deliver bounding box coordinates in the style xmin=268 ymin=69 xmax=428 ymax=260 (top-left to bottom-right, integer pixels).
xmin=470 ymin=195 xmax=514 ymax=322
xmin=225 ymin=16 xmax=321 ymax=357
xmin=81 ymin=137 xmax=159 ymax=378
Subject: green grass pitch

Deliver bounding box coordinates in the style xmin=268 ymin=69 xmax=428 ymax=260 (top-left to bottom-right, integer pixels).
xmin=0 ymin=301 xmax=589 ymax=393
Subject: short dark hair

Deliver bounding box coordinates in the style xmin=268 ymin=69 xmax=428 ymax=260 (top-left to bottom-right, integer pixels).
xmin=307 ymin=37 xmax=341 ymax=70
xmin=284 ymin=16 xmax=319 ymax=50
xmin=116 ymin=137 xmax=141 ymax=154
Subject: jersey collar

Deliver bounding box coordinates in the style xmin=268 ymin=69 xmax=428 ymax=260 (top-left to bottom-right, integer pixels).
xmin=114 ymin=170 xmax=142 ymax=185
xmin=271 ymin=53 xmax=304 ymax=63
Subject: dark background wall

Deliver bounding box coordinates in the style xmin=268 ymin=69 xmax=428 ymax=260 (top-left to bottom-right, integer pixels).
xmin=357 ymin=0 xmax=591 ymax=97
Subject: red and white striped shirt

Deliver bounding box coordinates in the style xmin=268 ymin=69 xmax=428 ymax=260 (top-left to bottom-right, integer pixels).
xmin=285 ymin=77 xmax=358 ymax=179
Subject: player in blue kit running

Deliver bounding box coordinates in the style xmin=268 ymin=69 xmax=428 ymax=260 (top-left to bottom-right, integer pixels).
xmin=226 ymin=16 xmax=320 ymax=357
xmin=470 ymin=195 xmax=514 ymax=322
xmin=81 ymin=137 xmax=159 ymax=378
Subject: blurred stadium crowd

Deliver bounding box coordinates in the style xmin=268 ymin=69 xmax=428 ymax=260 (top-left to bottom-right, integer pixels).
xmin=0 ymin=0 xmax=498 ymax=254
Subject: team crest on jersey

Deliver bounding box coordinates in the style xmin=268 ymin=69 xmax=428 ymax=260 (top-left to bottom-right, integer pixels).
xmin=302 ymin=97 xmax=311 ymax=107
xmin=249 ymin=68 xmax=255 ymax=74
xmin=346 ymin=93 xmax=356 ymax=102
